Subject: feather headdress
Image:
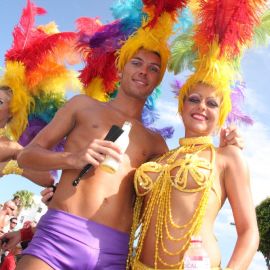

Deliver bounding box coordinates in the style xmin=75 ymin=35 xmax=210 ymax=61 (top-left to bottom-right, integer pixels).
xmin=117 ymin=0 xmax=188 ymax=85
xmin=171 ymin=0 xmax=267 ymax=127
xmin=0 ymin=0 xmax=81 ymax=140
xmin=75 ymin=0 xmax=184 ymax=139
xmin=77 ymin=0 xmax=145 ymax=101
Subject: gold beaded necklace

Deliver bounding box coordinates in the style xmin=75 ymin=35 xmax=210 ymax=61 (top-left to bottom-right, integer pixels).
xmin=128 ymin=136 xmax=215 ymax=269
xmin=0 ymin=127 xmax=12 ymax=140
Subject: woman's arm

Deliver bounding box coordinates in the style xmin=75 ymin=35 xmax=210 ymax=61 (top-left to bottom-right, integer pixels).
xmin=223 ymin=146 xmax=259 ymax=270
xmin=0 ymin=160 xmax=54 ymax=187
xmin=0 ymin=138 xmax=22 ymax=161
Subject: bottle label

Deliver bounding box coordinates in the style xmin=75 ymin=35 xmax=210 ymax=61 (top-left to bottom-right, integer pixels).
xmin=184 ymin=256 xmax=210 ymax=270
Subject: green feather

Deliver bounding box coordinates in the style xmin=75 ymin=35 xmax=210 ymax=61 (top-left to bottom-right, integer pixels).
xmin=253 ymin=10 xmax=270 ymax=46
xmin=168 ymin=28 xmax=197 ymax=74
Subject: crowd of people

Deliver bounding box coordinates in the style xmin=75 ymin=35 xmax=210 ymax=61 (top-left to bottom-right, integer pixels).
xmin=0 ymin=0 xmax=268 ymax=269
xmin=0 ymin=196 xmax=20 ymax=270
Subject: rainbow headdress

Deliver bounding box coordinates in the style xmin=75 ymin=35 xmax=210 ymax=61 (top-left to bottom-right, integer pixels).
xmin=74 ymin=0 xmax=188 ymax=139
xmin=76 ymin=0 xmax=145 ymax=102
xmin=117 ymin=0 xmax=188 ymax=85
xmin=78 ymin=0 xmax=188 ymax=102
xmin=0 ymin=0 xmax=81 ymax=141
xmin=170 ymin=0 xmax=267 ymax=127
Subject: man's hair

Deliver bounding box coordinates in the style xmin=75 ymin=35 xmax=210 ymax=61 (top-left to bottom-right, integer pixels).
xmin=10 ymin=217 xmax=17 ymax=223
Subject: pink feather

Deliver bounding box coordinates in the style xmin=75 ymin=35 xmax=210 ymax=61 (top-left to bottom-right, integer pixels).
xmin=6 ymin=0 xmax=47 ymax=58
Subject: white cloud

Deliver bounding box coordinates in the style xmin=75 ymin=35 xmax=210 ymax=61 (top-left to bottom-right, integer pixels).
xmin=244 ymin=87 xmax=269 ymax=117
xmin=249 ymin=252 xmax=267 ymax=270
xmin=240 ymin=122 xmax=270 ymax=205
xmin=156 ymin=99 xmax=180 ymax=124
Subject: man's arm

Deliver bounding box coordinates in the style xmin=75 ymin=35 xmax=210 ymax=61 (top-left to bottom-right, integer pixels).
xmin=219 ymin=125 xmax=244 ymax=149
xmin=18 ymin=95 xmax=122 ymax=171
xmin=17 ymin=96 xmax=78 ymax=171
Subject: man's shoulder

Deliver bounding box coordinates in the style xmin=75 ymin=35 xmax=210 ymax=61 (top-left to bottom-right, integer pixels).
xmin=142 ymin=127 xmax=168 ymax=153
xmin=69 ymin=94 xmax=96 ymax=104
xmin=65 ymin=95 xmax=102 ymax=111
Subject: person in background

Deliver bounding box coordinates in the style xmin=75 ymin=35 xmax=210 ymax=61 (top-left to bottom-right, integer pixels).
xmin=8 ymin=218 xmax=17 ymax=233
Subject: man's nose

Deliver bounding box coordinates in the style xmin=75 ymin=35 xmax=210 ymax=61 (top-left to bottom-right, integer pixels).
xmin=139 ymin=65 xmax=147 ymax=75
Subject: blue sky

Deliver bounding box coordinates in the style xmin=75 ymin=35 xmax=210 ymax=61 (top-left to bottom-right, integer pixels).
xmin=0 ymin=1 xmax=269 ymax=269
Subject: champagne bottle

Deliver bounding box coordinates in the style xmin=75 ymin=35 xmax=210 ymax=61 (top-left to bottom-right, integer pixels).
xmin=100 ymin=121 xmax=132 ymax=173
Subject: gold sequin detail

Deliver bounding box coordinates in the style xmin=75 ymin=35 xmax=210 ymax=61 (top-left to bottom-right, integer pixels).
xmin=2 ymin=160 xmax=23 ymax=175
xmin=128 ymin=136 xmax=215 ymax=269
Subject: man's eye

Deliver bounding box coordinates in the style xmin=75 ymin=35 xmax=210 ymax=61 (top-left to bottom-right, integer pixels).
xmin=149 ymin=66 xmax=160 ymax=73
xmin=131 ymin=60 xmax=140 ymax=66
xmin=0 ymin=100 xmax=3 ymax=105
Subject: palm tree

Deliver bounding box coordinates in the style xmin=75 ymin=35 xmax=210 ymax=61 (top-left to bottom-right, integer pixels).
xmin=13 ymin=190 xmax=34 ymax=215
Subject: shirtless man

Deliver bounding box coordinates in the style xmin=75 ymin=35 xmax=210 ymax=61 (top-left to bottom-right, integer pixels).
xmin=0 ymin=201 xmax=16 ymax=233
xmin=16 ymin=48 xmax=242 ymax=270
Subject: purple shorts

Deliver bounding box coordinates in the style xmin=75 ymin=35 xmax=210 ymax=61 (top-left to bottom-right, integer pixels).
xmin=22 ymin=208 xmax=129 ymax=270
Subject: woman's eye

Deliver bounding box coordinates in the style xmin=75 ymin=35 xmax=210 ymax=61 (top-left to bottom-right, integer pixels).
xmin=207 ymin=100 xmax=219 ymax=108
xmin=188 ymin=97 xmax=200 ymax=103
xmin=0 ymin=100 xmax=3 ymax=105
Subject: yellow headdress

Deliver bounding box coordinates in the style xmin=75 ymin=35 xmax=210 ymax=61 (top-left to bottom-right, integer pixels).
xmin=117 ymin=1 xmax=188 ymax=85
xmin=170 ymin=0 xmax=267 ymax=127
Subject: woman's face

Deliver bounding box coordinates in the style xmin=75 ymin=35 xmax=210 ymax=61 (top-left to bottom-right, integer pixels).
xmin=0 ymin=89 xmax=12 ymax=127
xmin=181 ymin=83 xmax=221 ymax=137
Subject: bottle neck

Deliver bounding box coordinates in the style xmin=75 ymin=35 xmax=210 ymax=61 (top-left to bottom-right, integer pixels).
xmin=190 ymin=240 xmax=203 ymax=248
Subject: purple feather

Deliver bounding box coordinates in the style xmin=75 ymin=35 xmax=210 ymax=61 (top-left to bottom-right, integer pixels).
xmin=150 ymin=126 xmax=175 ymax=139
xmin=227 ymin=81 xmax=254 ymax=126
xmin=19 ymin=118 xmax=65 ymax=151
xmin=171 ymin=79 xmax=184 ymax=98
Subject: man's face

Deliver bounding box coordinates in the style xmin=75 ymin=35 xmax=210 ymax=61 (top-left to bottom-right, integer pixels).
xmin=119 ymin=48 xmax=162 ymax=100
xmin=10 ymin=218 xmax=17 ymax=229
xmin=4 ymin=201 xmax=17 ymax=216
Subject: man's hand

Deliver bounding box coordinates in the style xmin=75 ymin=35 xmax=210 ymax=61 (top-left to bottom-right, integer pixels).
xmin=68 ymin=139 xmax=122 ymax=170
xmin=219 ymin=125 xmax=244 ymax=149
xmin=0 ymin=231 xmax=21 ymax=251
xmin=40 ymin=186 xmax=55 ymax=205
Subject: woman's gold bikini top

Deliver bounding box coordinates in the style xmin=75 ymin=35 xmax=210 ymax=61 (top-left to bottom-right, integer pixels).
xmin=127 ymin=136 xmax=217 ymax=270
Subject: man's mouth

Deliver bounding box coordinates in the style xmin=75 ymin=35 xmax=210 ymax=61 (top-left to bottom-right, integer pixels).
xmin=133 ymin=79 xmax=147 ymax=86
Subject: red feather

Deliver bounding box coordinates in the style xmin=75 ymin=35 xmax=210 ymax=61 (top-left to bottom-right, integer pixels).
xmin=79 ymin=50 xmax=118 ymax=93
xmin=6 ymin=0 xmax=47 ymax=58
xmin=6 ymin=32 xmax=79 ymax=89
xmin=10 ymin=32 xmax=78 ymax=70
xmin=195 ymin=0 xmax=266 ymax=58
xmin=76 ymin=17 xmax=102 ymax=36
xmin=143 ymin=0 xmax=188 ymax=27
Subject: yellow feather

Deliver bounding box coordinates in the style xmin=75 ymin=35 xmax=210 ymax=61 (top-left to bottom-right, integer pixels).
xmin=178 ymin=43 xmax=234 ymax=127
xmin=83 ymin=77 xmax=109 ymax=102
xmin=0 ymin=61 xmax=33 ymax=140
xmin=117 ymin=12 xmax=175 ymax=85
xmin=37 ymin=21 xmax=60 ymax=35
